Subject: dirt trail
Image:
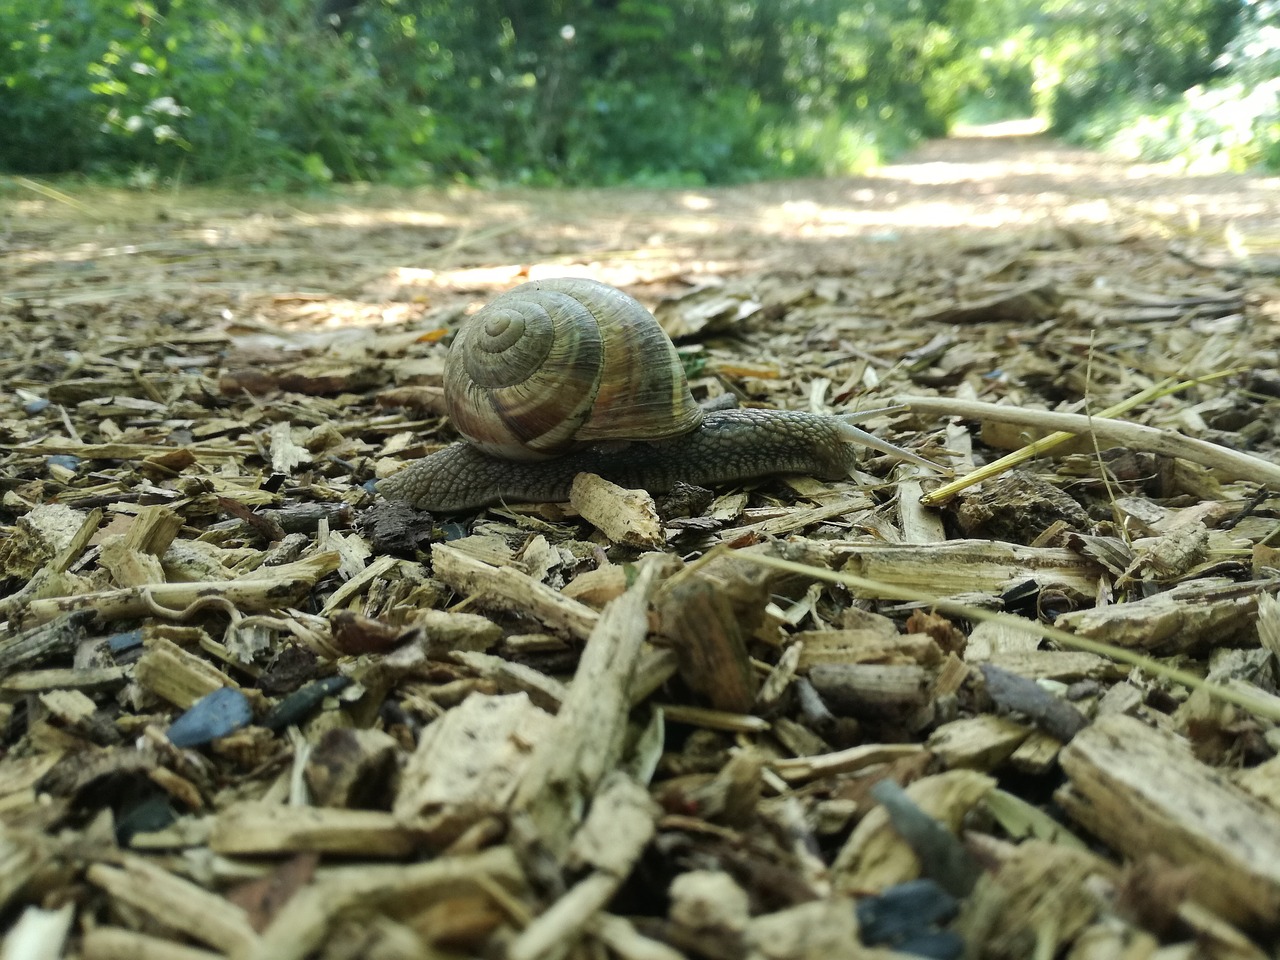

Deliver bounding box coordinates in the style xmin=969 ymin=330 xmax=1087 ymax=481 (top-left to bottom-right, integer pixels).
xmin=3 ymin=126 xmax=1276 ymax=321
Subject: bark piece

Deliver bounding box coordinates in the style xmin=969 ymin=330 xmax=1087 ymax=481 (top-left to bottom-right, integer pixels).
xmin=86 ymin=856 xmax=259 ymax=955
xmin=808 ymin=663 xmax=932 ymax=727
xmin=305 ymin=727 xmax=400 ymax=808
xmin=210 ymin=805 xmax=425 ymax=857
xmin=243 ymin=847 xmax=524 ymax=960
xmin=831 ymin=539 xmax=1106 ymax=598
xmin=955 ymin=840 xmax=1116 ymax=960
xmin=927 ymin=715 xmax=1032 ymax=771
xmin=394 ymin=692 xmax=554 ymax=842
xmin=570 ymin=473 xmax=665 ymax=548
xmin=1054 ymin=578 xmax=1277 ymax=653
xmin=1057 ymin=713 xmax=1280 ymax=929
xmin=431 ymin=543 xmax=599 ymax=640
xmin=24 ymin=552 xmax=342 ymax=625
xmin=509 ymin=555 xmax=665 ymax=860
xmin=656 ymin=570 xmax=758 ymax=713
xmin=134 ymin=635 xmax=239 ymax=709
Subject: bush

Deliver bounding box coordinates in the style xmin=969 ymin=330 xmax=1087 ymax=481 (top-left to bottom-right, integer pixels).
xmin=5 ymin=0 xmax=1273 ymax=185
xmin=1063 ymin=3 xmax=1280 ymax=172
xmin=0 ymin=0 xmax=449 ymax=185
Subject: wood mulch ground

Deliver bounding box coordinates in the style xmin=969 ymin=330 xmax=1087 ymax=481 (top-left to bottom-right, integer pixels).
xmin=3 ymin=125 xmax=1280 ymax=959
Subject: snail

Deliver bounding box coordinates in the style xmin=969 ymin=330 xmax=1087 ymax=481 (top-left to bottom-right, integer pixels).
xmin=379 ymin=278 xmax=936 ymax=512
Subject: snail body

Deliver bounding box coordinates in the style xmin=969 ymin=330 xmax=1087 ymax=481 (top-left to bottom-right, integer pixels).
xmin=380 ymin=278 xmax=933 ymax=512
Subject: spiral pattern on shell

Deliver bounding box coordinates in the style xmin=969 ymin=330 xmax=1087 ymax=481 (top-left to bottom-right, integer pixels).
xmin=444 ymin=277 xmax=704 ymax=460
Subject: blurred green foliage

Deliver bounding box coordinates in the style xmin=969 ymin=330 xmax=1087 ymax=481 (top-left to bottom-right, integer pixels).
xmin=0 ymin=0 xmax=1273 ymax=186
xmin=1060 ymin=0 xmax=1280 ymax=172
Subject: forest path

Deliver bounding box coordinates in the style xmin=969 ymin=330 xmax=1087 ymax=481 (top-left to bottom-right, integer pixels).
xmin=2 ymin=123 xmax=1276 ymax=321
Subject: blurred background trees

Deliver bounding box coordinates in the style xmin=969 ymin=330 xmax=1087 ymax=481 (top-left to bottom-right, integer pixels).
xmin=1 ymin=0 xmax=1274 ymax=187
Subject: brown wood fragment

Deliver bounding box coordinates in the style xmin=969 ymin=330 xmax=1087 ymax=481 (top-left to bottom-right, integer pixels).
xmin=795 ymin=628 xmax=943 ymax=670
xmin=1055 ymin=578 xmax=1278 ymax=653
xmin=304 ymin=727 xmax=400 ymax=808
xmin=411 ymin=606 xmax=503 ymax=658
xmin=98 ymin=504 xmax=185 ymax=588
xmin=81 ymin=926 xmax=225 ymax=960
xmin=955 ymin=840 xmax=1116 ymax=959
xmin=927 ymin=715 xmax=1031 ymax=771
xmin=451 ymin=650 xmax=569 ymax=711
xmin=973 ymin=648 xmax=1126 ymax=682
xmin=807 ymin=663 xmax=932 ymax=725
xmin=210 ymin=804 xmax=426 ymax=857
xmin=225 ymin=853 xmax=319 ymax=932
xmin=86 ymin=856 xmax=260 ymax=955
xmin=0 ymin=613 xmax=93 ymax=678
xmin=508 ymin=773 xmax=659 ymax=960
xmin=395 ymin=692 xmax=554 ymax=843
xmin=589 ymin=912 xmax=688 ymax=960
xmin=570 ymin=473 xmax=665 ymax=548
xmin=744 ymin=897 xmax=869 ymax=960
xmin=509 ymin=556 xmax=665 ymax=860
xmin=769 ymin=742 xmax=924 ymax=783
xmin=1007 ymin=730 xmax=1063 ymax=774
xmin=655 ymin=571 xmax=758 ymax=713
xmin=24 ymin=551 xmax=343 ymax=625
xmin=561 ymin=563 xmax=631 ymax=608
xmin=0 ymin=825 xmax=62 ymax=913
xmin=0 ymin=503 xmax=94 ymax=580
xmin=667 ymin=869 xmax=750 ymax=954
xmin=954 ymin=473 xmax=1092 ymax=543
xmin=1058 ymin=713 xmax=1280 ymax=929
xmin=655 ymin=703 xmax=771 ymax=733
xmin=832 ymin=539 xmax=1106 ymax=598
xmin=243 ymin=846 xmax=524 ymax=960
xmin=268 ymin=420 xmax=312 ymax=474
xmin=909 ymin=279 xmax=1061 ymax=324
xmin=0 ymin=665 xmax=129 ymax=694
xmin=410 ymin=893 xmax=509 ymax=949
xmin=134 ymin=635 xmax=239 ymax=709
xmin=431 ymin=543 xmax=599 ymax=640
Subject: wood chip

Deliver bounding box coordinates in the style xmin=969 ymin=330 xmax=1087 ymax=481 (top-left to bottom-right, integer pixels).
xmin=1058 ymin=713 xmax=1280 ymax=927
xmin=431 ymin=543 xmax=599 ymax=640
xmin=570 ymin=473 xmax=665 ymax=548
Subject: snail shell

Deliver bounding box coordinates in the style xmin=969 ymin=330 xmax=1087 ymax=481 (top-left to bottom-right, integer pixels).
xmin=444 ymin=278 xmax=704 ymax=460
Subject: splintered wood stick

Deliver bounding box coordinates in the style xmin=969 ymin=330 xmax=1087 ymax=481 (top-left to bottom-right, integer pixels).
xmin=1059 ymin=713 xmax=1280 ymax=928
xmin=22 ymin=552 xmax=342 ymax=625
xmin=897 ymin=389 xmax=1280 ymax=503
xmin=431 ymin=543 xmax=599 ymax=640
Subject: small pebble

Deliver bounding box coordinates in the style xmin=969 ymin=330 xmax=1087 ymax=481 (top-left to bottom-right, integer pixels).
xmin=857 ymin=879 xmax=961 ymax=958
xmin=167 ymin=687 xmax=252 ymax=748
xmin=107 ymin=629 xmax=145 ymax=654
xmin=116 ymin=793 xmax=177 ymax=845
xmin=46 ymin=454 xmax=82 ymax=474
xmin=262 ymin=675 xmax=351 ymax=731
